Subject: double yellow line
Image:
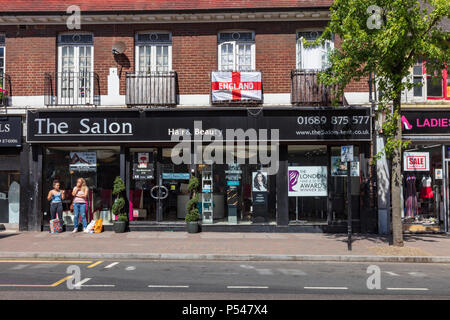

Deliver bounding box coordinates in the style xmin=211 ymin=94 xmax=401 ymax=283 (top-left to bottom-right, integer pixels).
xmin=0 ymin=259 xmax=104 ymax=287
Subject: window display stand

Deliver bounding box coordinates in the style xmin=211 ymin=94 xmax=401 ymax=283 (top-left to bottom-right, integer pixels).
xmin=201 ymin=166 xmax=213 ymax=224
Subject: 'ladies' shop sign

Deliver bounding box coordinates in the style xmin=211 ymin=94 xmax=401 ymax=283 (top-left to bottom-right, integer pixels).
xmin=402 ymin=111 xmax=450 ymax=135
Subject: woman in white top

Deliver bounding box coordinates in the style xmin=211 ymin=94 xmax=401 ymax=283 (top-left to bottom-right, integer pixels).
xmin=72 ymin=178 xmax=89 ymax=232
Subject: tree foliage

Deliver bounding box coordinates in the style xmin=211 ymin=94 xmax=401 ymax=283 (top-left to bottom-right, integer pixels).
xmin=314 ymin=0 xmax=449 ymax=157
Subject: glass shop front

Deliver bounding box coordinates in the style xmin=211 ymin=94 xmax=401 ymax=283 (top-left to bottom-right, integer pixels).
xmin=27 ymin=107 xmax=374 ymax=230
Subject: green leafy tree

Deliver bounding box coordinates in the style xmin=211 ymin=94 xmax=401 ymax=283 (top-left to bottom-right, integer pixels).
xmin=314 ymin=0 xmax=449 ymax=246
xmin=112 ymin=176 xmax=128 ymax=222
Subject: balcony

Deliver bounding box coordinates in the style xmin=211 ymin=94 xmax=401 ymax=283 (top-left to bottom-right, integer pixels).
xmin=0 ymin=74 xmax=11 ymax=107
xmin=126 ymin=71 xmax=177 ymax=107
xmin=44 ymin=72 xmax=100 ymax=107
xmin=291 ymin=70 xmax=338 ymax=106
xmin=211 ymin=71 xmax=263 ymax=105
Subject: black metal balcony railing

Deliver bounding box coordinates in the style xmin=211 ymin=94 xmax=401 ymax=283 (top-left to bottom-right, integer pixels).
xmin=44 ymin=72 xmax=100 ymax=106
xmin=291 ymin=70 xmax=338 ymax=106
xmin=0 ymin=74 xmax=11 ymax=107
xmin=126 ymin=71 xmax=177 ymax=106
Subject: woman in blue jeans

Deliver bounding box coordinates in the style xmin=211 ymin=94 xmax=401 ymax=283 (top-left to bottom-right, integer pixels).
xmin=72 ymin=178 xmax=89 ymax=232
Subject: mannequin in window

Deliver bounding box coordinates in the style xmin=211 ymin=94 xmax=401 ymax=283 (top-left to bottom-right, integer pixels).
xmin=405 ymin=175 xmax=418 ymax=217
xmin=420 ymin=175 xmax=433 ymax=199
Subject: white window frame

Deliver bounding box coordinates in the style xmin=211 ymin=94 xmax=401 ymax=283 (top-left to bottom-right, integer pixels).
xmin=57 ymin=32 xmax=94 ymax=105
xmin=218 ymin=31 xmax=256 ymax=71
xmin=296 ymin=30 xmax=334 ymax=71
xmin=0 ymin=34 xmax=5 ymax=79
xmin=134 ymin=31 xmax=172 ymax=72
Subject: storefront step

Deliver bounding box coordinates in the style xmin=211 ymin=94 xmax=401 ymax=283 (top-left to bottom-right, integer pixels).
xmin=41 ymin=222 xmax=359 ymax=233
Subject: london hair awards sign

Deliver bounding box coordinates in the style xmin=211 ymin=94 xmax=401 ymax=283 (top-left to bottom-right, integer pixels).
xmin=288 ymin=166 xmax=328 ymax=197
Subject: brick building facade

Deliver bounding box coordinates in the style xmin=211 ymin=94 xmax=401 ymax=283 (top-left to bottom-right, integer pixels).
xmin=0 ymin=1 xmax=380 ymax=233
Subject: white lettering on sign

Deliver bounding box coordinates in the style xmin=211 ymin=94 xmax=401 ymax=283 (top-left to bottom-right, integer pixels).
xmin=35 ymin=118 xmax=133 ymax=136
xmin=0 ymin=123 xmax=10 ymax=133
xmin=403 ymin=152 xmax=430 ymax=171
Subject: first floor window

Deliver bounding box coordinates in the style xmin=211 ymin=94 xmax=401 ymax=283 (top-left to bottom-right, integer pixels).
xmin=297 ymin=31 xmax=333 ymax=71
xmin=135 ymin=32 xmax=172 ymax=72
xmin=218 ymin=31 xmax=255 ymax=71
xmin=57 ymin=33 xmax=94 ymax=103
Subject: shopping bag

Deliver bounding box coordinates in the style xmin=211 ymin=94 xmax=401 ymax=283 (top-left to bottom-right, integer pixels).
xmin=84 ymin=220 xmax=96 ymax=233
xmin=94 ymin=218 xmax=103 ymax=233
xmin=50 ymin=218 xmax=63 ymax=233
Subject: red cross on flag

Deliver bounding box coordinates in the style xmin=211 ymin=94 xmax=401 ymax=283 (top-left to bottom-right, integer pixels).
xmin=211 ymin=71 xmax=262 ymax=102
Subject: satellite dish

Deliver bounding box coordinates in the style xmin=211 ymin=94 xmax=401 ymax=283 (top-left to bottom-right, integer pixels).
xmin=112 ymin=41 xmax=126 ymax=55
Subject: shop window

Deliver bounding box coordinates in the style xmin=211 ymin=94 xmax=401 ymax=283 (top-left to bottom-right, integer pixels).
xmin=0 ymin=169 xmax=20 ymax=224
xmin=330 ymin=146 xmax=361 ymax=221
xmin=402 ymin=145 xmax=443 ymax=231
xmin=43 ymin=147 xmax=120 ymax=226
xmin=218 ymin=31 xmax=255 ymax=71
xmin=288 ymin=145 xmax=328 ymax=223
xmin=296 ymin=31 xmax=333 ymax=71
xmin=135 ymin=32 xmax=172 ymax=72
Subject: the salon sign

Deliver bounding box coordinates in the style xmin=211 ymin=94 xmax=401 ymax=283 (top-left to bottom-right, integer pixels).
xmin=403 ymin=152 xmax=430 ymax=171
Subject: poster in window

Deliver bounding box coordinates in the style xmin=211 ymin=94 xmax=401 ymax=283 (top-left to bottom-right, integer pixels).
xmin=331 ymin=156 xmax=360 ymax=177
xmin=288 ymin=166 xmax=327 ymax=197
xmin=252 ymin=171 xmax=268 ymax=192
xmin=69 ymin=152 xmax=97 ymax=172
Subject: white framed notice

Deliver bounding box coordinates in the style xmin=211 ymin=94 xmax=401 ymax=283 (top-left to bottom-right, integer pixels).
xmin=403 ymin=152 xmax=430 ymax=171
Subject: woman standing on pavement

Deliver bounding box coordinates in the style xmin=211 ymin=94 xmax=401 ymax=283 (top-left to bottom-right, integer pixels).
xmin=47 ymin=180 xmax=65 ymax=224
xmin=72 ymin=178 xmax=89 ymax=232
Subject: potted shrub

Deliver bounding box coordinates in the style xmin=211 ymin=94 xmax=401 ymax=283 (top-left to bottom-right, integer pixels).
xmin=185 ymin=176 xmax=200 ymax=233
xmin=112 ymin=176 xmax=128 ymax=233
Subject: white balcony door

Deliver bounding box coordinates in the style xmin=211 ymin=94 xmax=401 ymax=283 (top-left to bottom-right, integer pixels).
xmin=58 ymin=45 xmax=93 ymax=105
xmin=136 ymin=44 xmax=171 ymax=72
xmin=219 ymin=42 xmax=255 ymax=71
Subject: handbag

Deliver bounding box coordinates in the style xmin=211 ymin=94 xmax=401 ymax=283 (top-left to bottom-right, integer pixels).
xmin=50 ymin=218 xmax=63 ymax=233
xmin=94 ymin=219 xmax=103 ymax=233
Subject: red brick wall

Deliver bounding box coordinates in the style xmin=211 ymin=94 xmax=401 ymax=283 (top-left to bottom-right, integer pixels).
xmin=2 ymin=20 xmax=371 ymax=99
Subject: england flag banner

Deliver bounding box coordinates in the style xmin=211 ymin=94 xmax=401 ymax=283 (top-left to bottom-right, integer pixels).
xmin=211 ymin=71 xmax=262 ymax=102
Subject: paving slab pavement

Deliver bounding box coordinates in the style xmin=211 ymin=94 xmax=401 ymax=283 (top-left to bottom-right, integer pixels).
xmin=0 ymin=231 xmax=450 ymax=263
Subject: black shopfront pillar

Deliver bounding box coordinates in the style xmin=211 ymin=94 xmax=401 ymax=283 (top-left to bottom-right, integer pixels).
xmin=28 ymin=144 xmax=43 ymax=231
xmin=120 ymin=146 xmax=130 ymax=211
xmin=276 ymin=144 xmax=289 ymax=226
xmin=19 ymin=143 xmax=30 ymax=231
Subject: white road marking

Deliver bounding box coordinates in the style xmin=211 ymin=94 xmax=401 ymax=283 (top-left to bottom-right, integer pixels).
xmin=227 ymin=286 xmax=269 ymax=289
xmin=239 ymin=265 xmax=255 ymax=269
xmin=148 ymin=285 xmax=190 ymax=288
xmin=278 ymin=269 xmax=307 ymax=276
xmin=74 ymin=278 xmax=115 ymax=288
xmin=255 ymin=269 xmax=273 ymax=275
xmin=81 ymin=284 xmax=116 ymax=287
xmin=105 ymin=262 xmax=119 ymax=269
xmin=11 ymin=264 xmax=29 ymax=270
xmin=125 ymin=266 xmax=136 ymax=271
xmin=385 ymin=271 xmax=399 ymax=276
xmin=30 ymin=263 xmax=58 ymax=269
xmin=74 ymin=278 xmax=91 ymax=288
xmin=408 ymin=272 xmax=426 ymax=277
xmin=386 ymin=287 xmax=429 ymax=291
xmin=304 ymin=287 xmax=348 ymax=290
